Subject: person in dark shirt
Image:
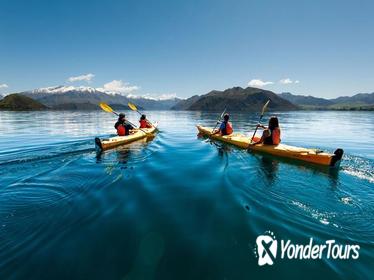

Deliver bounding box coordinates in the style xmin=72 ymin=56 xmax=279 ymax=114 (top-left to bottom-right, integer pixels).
xmin=114 ymin=113 xmax=134 ymax=136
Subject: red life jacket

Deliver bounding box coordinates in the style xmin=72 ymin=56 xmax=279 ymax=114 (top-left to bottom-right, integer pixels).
xmin=117 ymin=125 xmax=126 ymax=136
xmin=226 ymin=121 xmax=233 ymax=135
xmin=271 ymin=127 xmax=281 ymax=145
xmin=139 ymin=119 xmax=151 ymax=128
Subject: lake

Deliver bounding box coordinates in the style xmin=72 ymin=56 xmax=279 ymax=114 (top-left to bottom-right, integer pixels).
xmin=0 ymin=110 xmax=373 ymax=280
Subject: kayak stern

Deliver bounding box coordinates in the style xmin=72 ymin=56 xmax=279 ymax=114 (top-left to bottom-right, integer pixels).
xmin=330 ymin=148 xmax=344 ymax=168
xmin=95 ymin=137 xmax=103 ymax=153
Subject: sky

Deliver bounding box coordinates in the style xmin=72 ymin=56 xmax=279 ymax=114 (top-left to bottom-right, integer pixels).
xmin=0 ymin=0 xmax=373 ymax=99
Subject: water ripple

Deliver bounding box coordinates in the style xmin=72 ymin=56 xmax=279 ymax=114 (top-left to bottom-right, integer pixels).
xmin=0 ymin=110 xmax=373 ymax=279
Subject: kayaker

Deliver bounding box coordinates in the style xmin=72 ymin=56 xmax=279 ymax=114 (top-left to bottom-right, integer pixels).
xmin=114 ymin=113 xmax=134 ymax=136
xmin=139 ymin=114 xmax=152 ymax=128
xmin=213 ymin=113 xmax=233 ymax=136
xmin=253 ymin=116 xmax=281 ymax=145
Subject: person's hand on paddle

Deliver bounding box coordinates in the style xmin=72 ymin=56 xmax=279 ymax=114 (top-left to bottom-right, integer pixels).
xmin=211 ymin=128 xmax=220 ymax=135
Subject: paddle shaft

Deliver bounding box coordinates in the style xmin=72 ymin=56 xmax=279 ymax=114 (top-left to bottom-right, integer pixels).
xmin=211 ymin=107 xmax=227 ymax=134
xmin=250 ymin=114 xmax=264 ymax=143
xmin=128 ymin=102 xmax=154 ymax=127
xmin=249 ymin=100 xmax=270 ymax=144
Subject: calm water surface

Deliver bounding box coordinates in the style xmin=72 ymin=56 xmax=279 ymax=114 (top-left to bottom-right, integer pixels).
xmin=0 ymin=110 xmax=373 ymax=280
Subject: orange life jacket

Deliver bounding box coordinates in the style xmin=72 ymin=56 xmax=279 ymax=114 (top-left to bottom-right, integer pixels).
xmin=139 ymin=119 xmax=151 ymax=128
xmin=226 ymin=121 xmax=233 ymax=135
xmin=117 ymin=125 xmax=126 ymax=136
xmin=271 ymin=127 xmax=281 ymax=145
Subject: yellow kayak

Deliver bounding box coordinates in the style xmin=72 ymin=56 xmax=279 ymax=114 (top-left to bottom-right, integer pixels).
xmin=196 ymin=125 xmax=343 ymax=167
xmin=95 ymin=123 xmax=158 ymax=152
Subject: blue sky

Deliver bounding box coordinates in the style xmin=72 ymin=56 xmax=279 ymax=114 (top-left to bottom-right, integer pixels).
xmin=0 ymin=0 xmax=373 ymax=98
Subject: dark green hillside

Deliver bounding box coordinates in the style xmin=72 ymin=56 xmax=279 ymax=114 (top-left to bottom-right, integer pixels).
xmin=0 ymin=94 xmax=48 ymax=111
xmin=173 ymin=87 xmax=298 ymax=112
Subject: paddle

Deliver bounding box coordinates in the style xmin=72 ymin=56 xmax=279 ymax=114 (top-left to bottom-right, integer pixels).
xmin=128 ymin=102 xmax=153 ymax=127
xmin=99 ymin=102 xmax=151 ymax=135
xmin=249 ymin=100 xmax=270 ymax=144
xmin=210 ymin=107 xmax=227 ymax=134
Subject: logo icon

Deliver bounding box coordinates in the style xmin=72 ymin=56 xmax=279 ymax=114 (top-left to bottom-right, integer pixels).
xmin=255 ymin=231 xmax=277 ymax=266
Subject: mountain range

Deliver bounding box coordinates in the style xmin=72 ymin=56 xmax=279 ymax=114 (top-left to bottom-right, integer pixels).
xmin=172 ymin=88 xmax=373 ymax=111
xmin=278 ymin=92 xmax=374 ymax=110
xmin=16 ymin=86 xmax=181 ymax=110
xmin=1 ymin=85 xmax=373 ymax=111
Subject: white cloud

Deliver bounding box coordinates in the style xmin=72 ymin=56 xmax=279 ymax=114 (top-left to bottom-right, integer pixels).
xmin=67 ymin=73 xmax=95 ymax=83
xmin=0 ymin=83 xmax=9 ymax=90
xmin=156 ymin=93 xmax=177 ymax=100
xmin=279 ymin=78 xmax=300 ymax=85
xmin=140 ymin=93 xmax=178 ymax=100
xmin=248 ymin=79 xmax=273 ymax=88
xmin=279 ymin=78 xmax=292 ymax=84
xmin=124 ymin=92 xmax=178 ymax=100
xmin=98 ymin=80 xmax=139 ymax=95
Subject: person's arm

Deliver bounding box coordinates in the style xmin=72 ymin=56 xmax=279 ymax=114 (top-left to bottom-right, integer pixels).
xmin=213 ymin=122 xmax=226 ymax=135
xmin=210 ymin=122 xmax=223 ymax=135
xmin=250 ymin=125 xmax=266 ymax=145
xmin=144 ymin=119 xmax=153 ymax=128
xmin=251 ymin=139 xmax=262 ymax=145
xmin=124 ymin=120 xmax=134 ymax=130
xmin=211 ymin=129 xmax=220 ymax=135
xmin=251 ymin=134 xmax=265 ymax=145
xmin=146 ymin=119 xmax=153 ymax=128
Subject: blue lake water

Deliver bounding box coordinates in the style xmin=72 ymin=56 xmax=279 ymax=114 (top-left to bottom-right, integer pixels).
xmin=0 ymin=110 xmax=373 ymax=280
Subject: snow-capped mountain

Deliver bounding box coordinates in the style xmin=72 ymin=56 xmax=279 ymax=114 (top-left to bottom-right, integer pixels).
xmin=19 ymin=86 xmax=181 ymax=110
xmin=31 ymin=85 xmax=99 ymax=94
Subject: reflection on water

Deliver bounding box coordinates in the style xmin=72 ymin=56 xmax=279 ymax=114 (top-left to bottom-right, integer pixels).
xmin=0 ymin=110 xmax=373 ymax=280
xmin=258 ymin=156 xmax=279 ymax=185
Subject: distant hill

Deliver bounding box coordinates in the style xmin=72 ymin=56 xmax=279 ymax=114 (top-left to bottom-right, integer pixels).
xmin=279 ymin=92 xmax=374 ymax=110
xmin=18 ymin=86 xmax=181 ymax=110
xmin=330 ymin=93 xmax=374 ymax=107
xmin=171 ymin=95 xmax=201 ymax=110
xmin=172 ymin=87 xmax=298 ymax=111
xmin=278 ymin=92 xmax=334 ymax=107
xmin=0 ymin=94 xmax=48 ymax=111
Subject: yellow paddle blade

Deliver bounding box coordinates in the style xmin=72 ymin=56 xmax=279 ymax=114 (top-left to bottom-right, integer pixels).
xmin=99 ymin=102 xmax=114 ymax=113
xmin=128 ymin=102 xmax=138 ymax=111
xmin=261 ymin=100 xmax=270 ymax=115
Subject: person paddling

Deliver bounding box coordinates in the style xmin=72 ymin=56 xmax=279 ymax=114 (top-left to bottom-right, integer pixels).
xmin=252 ymin=116 xmax=281 ymax=145
xmin=213 ymin=113 xmax=233 ymax=136
xmin=139 ymin=114 xmax=152 ymax=128
xmin=114 ymin=113 xmax=134 ymax=136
